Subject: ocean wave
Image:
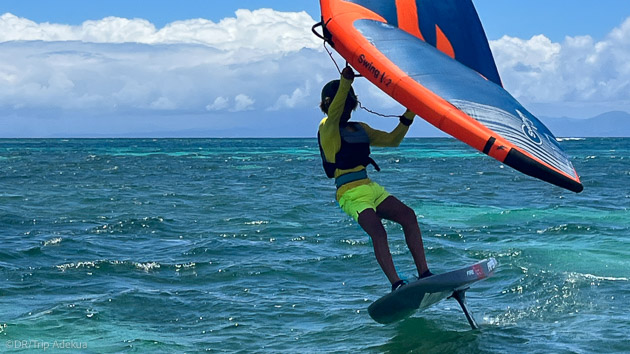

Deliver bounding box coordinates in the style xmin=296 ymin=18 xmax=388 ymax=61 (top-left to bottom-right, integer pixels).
xmin=135 ymin=262 xmax=161 ymax=272
xmin=87 ymin=216 xmax=171 ymax=234
xmin=42 ymin=237 xmax=63 ymax=247
xmin=536 ymin=224 xmax=595 ymax=235
xmin=54 ymin=259 xmax=200 ymax=274
xmin=569 ymin=272 xmax=628 ymax=282
xmin=490 ymin=268 xmax=619 ymax=328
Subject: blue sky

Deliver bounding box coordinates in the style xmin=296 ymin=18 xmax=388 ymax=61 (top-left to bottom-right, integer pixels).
xmin=3 ymin=0 xmax=627 ymax=41
xmin=0 ymin=1 xmax=629 ymax=137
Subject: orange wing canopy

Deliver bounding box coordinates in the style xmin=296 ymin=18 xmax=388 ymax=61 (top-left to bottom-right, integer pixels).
xmin=317 ymin=0 xmax=582 ymax=192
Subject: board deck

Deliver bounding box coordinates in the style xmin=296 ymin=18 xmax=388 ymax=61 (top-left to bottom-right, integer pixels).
xmin=368 ymin=258 xmax=497 ymax=325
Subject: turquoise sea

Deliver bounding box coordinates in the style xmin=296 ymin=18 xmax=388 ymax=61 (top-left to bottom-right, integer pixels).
xmin=0 ymin=138 xmax=628 ymax=353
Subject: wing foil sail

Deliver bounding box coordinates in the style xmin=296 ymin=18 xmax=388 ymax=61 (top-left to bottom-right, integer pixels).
xmin=319 ymin=0 xmax=583 ymax=192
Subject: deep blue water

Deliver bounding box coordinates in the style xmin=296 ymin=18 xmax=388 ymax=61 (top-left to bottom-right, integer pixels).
xmin=0 ymin=138 xmax=628 ymax=353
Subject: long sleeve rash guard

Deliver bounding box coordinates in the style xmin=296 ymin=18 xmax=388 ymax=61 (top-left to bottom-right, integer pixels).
xmin=318 ymin=76 xmax=415 ymax=200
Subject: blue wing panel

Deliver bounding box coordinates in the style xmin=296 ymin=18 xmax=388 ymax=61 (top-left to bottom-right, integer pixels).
xmin=415 ymin=0 xmax=502 ymax=86
xmin=346 ymin=0 xmax=398 ymax=26
xmin=355 ymin=19 xmax=578 ymax=180
xmin=346 ymin=0 xmax=502 ymax=86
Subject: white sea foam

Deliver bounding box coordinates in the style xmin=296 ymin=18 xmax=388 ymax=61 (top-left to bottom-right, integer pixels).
xmin=42 ymin=237 xmax=62 ymax=246
xmin=135 ymin=262 xmax=161 ymax=272
xmin=557 ymin=138 xmax=586 ymax=141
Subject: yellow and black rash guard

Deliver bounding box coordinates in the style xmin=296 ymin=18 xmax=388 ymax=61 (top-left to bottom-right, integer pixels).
xmin=318 ymin=76 xmax=415 ymax=200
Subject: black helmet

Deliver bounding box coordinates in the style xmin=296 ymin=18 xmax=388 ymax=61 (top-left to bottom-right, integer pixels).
xmin=320 ymin=80 xmax=357 ymax=113
xmin=321 ymin=80 xmax=357 ymax=102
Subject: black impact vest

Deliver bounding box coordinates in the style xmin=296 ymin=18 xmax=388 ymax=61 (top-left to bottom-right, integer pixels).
xmin=318 ymin=122 xmax=380 ymax=179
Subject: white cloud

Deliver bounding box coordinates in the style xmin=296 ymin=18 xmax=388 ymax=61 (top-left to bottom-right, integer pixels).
xmin=0 ymin=9 xmax=334 ymax=119
xmin=206 ymin=96 xmax=229 ymax=111
xmin=490 ymin=17 xmax=630 ymax=114
xmin=150 ymin=96 xmax=176 ymax=110
xmin=268 ymin=81 xmax=313 ymax=111
xmin=232 ymin=94 xmax=255 ymax=112
xmin=0 ymin=9 xmax=320 ymax=54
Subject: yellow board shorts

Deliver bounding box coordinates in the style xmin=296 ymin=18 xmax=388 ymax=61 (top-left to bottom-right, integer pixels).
xmin=338 ymin=182 xmax=390 ymax=222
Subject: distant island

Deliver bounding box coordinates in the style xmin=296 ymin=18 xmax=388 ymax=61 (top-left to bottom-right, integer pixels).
xmin=541 ymin=111 xmax=630 ymax=138
xmin=5 ymin=109 xmax=627 ymax=139
xmin=413 ymin=110 xmax=630 ymax=139
xmin=192 ymin=110 xmax=630 ymax=139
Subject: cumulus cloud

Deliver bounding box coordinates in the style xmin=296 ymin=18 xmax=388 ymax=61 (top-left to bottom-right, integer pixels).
xmin=206 ymin=94 xmax=256 ymax=112
xmin=206 ymin=96 xmax=229 ymax=111
xmin=1 ymin=9 xmax=629 ymax=136
xmin=0 ymin=9 xmax=334 ymax=119
xmin=490 ymin=17 xmax=630 ymax=112
xmin=268 ymin=81 xmax=314 ymax=111
xmin=232 ymin=94 xmax=255 ymax=112
xmin=0 ymin=9 xmax=320 ymax=54
xmin=0 ymin=41 xmax=334 ymax=114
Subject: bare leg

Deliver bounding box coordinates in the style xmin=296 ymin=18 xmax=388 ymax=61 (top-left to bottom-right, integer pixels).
xmin=357 ymin=208 xmax=401 ymax=285
xmin=376 ymin=196 xmax=430 ymax=277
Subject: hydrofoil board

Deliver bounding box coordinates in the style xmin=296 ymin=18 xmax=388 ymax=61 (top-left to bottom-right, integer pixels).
xmin=368 ymin=258 xmax=497 ymax=328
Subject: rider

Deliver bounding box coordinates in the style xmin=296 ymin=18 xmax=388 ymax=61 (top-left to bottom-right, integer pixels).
xmin=317 ymin=66 xmax=432 ymax=291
